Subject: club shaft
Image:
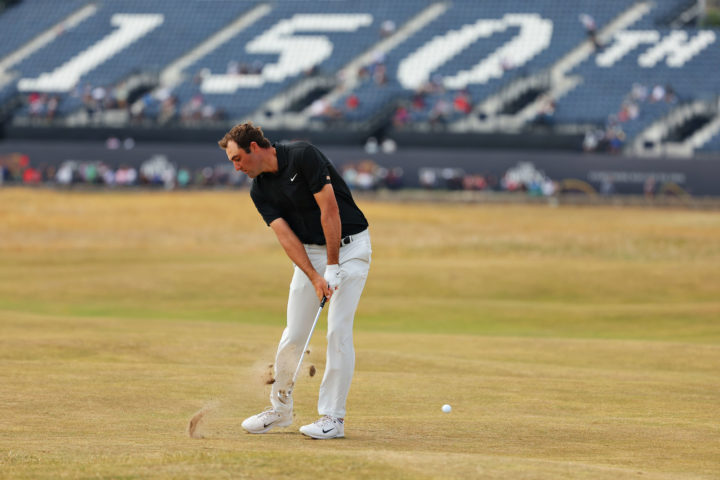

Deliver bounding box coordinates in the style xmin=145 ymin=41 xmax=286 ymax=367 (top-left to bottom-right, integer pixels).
xmin=290 ymin=297 xmax=326 ymax=388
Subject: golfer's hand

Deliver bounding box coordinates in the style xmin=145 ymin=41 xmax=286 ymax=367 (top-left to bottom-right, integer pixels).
xmin=312 ymin=272 xmax=333 ymax=301
xmin=324 ymin=264 xmax=341 ymax=292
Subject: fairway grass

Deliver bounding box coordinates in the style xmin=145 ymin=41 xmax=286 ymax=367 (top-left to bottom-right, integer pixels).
xmin=1 ymin=189 xmax=719 ymax=479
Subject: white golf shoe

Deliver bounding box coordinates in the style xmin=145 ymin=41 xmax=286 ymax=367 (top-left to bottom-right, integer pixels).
xmin=241 ymin=407 xmax=292 ymax=434
xmin=299 ymin=415 xmax=345 ymax=439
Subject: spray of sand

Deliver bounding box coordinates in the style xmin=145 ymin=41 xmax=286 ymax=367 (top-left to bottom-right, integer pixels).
xmin=186 ymin=348 xmax=319 ymax=437
xmin=187 ymin=400 xmax=220 ymax=439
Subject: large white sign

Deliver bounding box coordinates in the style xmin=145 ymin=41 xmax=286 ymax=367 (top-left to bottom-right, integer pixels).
xmin=201 ymin=14 xmax=373 ymax=94
xmin=398 ymin=14 xmax=553 ymax=90
xmin=10 ymin=8 xmax=719 ymax=96
xmin=18 ymin=14 xmax=164 ymax=92
xmin=597 ymin=29 xmax=716 ymax=67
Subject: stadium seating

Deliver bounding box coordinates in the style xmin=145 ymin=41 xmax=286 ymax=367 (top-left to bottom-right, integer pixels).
xmin=698 ymin=129 xmax=720 ymax=152
xmin=0 ymin=0 xmax=88 ymax=60
xmin=172 ymin=0 xmax=431 ymax=119
xmin=326 ymin=0 xmax=632 ymax=124
xmin=9 ymin=1 xmax=262 ymax=116
xmin=0 ymin=84 xmax=15 ymax=105
xmin=552 ymin=0 xmax=720 ymax=143
xmin=0 ymin=0 xmax=717 ymax=152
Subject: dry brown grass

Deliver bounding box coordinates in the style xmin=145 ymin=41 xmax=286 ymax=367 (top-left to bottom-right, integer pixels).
xmin=0 ymin=188 xmax=719 ymax=479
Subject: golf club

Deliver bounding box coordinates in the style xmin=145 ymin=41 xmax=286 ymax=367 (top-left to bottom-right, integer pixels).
xmin=279 ymin=296 xmax=327 ymax=401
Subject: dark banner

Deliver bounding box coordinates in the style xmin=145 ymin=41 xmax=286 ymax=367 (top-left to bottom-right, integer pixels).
xmin=1 ymin=139 xmax=719 ymax=195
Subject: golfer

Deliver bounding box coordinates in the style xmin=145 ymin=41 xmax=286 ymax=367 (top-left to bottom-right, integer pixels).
xmin=218 ymin=123 xmax=371 ymax=439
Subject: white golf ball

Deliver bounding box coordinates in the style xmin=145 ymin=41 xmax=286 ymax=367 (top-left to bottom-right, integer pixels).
xmin=441 ymin=404 xmax=452 ymax=413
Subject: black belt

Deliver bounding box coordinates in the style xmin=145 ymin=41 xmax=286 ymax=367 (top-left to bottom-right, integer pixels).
xmin=340 ymin=229 xmax=366 ymax=247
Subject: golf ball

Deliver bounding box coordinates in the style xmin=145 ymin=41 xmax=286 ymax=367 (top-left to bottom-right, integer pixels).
xmin=442 ymin=404 xmax=452 ymax=413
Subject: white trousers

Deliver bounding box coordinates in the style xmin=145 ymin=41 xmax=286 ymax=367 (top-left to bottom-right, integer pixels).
xmin=270 ymin=229 xmax=371 ymax=419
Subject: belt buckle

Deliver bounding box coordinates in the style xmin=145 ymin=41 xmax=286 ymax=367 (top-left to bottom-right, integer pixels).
xmin=341 ymin=235 xmax=352 ymax=246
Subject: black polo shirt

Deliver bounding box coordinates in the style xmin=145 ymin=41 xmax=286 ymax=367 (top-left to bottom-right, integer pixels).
xmin=250 ymin=141 xmax=368 ymax=245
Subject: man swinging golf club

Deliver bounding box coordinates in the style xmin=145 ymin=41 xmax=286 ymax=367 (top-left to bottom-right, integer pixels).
xmin=219 ymin=123 xmax=371 ymax=439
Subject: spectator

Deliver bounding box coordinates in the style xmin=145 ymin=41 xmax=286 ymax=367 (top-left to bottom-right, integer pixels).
xmin=392 ymin=105 xmax=410 ymax=128
xmin=583 ymin=129 xmax=601 ymax=151
xmin=600 ymin=176 xmax=615 ymax=195
xmin=381 ymin=138 xmax=397 ymax=154
xmin=201 ymin=104 xmax=217 ymax=121
xmin=664 ymin=84 xmax=677 ymax=103
xmin=46 ymin=96 xmax=59 ymax=120
xmin=251 ymin=60 xmax=264 ymax=74
xmin=379 ymin=19 xmax=396 ymax=38
xmin=91 ymin=86 xmax=107 ymax=111
xmin=606 ymin=125 xmax=625 ymax=153
xmin=364 ymin=137 xmax=379 ymax=154
xmin=177 ymin=168 xmax=191 ymax=188
xmin=534 ymin=95 xmax=556 ymax=125
xmin=113 ymin=82 xmax=129 ymax=109
xmin=631 ymin=83 xmax=648 ymax=102
xmin=130 ymin=93 xmax=151 ymax=122
xmin=100 ymin=163 xmax=115 ymax=185
xmin=227 ymin=60 xmax=240 ymax=75
xmin=541 ymin=178 xmax=557 ymax=197
xmin=453 ymin=90 xmax=472 ymax=115
xmin=650 ymin=84 xmax=666 ymax=102
xmin=115 ymin=165 xmax=137 ymax=186
xmin=22 ymin=166 xmax=41 ymax=184
xmin=55 ymin=162 xmax=74 ymax=185
xmin=28 ymin=93 xmax=45 ymax=117
xmin=159 ymin=94 xmax=178 ymax=124
xmin=644 ymin=176 xmax=656 ymax=199
xmin=579 ymin=13 xmax=601 ymax=49
xmin=500 ymin=56 xmax=514 ymax=71
xmin=429 ymin=98 xmax=451 ymax=127
xmin=419 ymin=168 xmax=438 ymax=189
xmin=411 ymin=93 xmax=426 ymax=111
xmin=356 ymin=65 xmax=370 ymax=81
xmin=181 ymin=93 xmax=205 ymax=122
xmin=373 ymin=63 xmax=388 ymax=85
xmin=345 ymin=94 xmax=359 ymax=111
xmin=385 ymin=167 xmax=404 ymax=190
xmin=309 ymin=98 xmax=342 ymax=119
xmin=462 ymin=174 xmax=487 ymax=191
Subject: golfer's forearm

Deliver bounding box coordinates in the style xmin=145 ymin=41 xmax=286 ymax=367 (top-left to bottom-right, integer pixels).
xmin=313 ymin=184 xmax=341 ymax=265
xmin=282 ymin=236 xmax=318 ymax=279
xmin=271 ymin=220 xmax=320 ymax=280
xmin=320 ymin=209 xmax=341 ymax=265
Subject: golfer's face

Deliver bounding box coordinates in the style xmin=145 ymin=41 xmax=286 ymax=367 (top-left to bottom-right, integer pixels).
xmin=226 ymin=140 xmax=261 ymax=178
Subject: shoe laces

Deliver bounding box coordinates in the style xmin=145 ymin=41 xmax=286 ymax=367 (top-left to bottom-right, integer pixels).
xmin=259 ymin=407 xmax=278 ymax=419
xmin=315 ymin=415 xmax=336 ymax=427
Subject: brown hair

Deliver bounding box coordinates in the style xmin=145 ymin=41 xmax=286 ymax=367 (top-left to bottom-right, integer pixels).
xmin=218 ymin=122 xmax=272 ymax=152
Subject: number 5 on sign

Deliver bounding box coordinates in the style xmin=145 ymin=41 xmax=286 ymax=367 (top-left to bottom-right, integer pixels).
xmin=201 ymin=14 xmax=372 ymax=94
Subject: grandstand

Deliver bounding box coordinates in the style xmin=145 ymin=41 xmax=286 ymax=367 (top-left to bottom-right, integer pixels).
xmin=0 ymin=0 xmax=719 ymax=195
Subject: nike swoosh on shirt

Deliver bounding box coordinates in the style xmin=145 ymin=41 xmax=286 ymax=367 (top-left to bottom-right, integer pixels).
xmin=290 ymin=174 xmax=298 ymax=182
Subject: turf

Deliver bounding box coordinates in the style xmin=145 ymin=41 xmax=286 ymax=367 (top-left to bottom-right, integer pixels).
xmin=0 ymin=188 xmax=718 ymax=479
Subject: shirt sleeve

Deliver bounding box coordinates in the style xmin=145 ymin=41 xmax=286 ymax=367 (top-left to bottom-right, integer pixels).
xmin=299 ymin=144 xmax=332 ymax=194
xmin=250 ymin=182 xmax=282 ymax=226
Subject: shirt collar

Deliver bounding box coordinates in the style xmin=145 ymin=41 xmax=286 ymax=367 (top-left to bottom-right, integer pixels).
xmin=273 ymin=143 xmax=288 ymax=175
xmin=257 ymin=143 xmax=286 ymax=179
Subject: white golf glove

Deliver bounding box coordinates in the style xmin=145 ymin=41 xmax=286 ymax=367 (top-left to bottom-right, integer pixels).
xmin=324 ymin=264 xmax=341 ymax=291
